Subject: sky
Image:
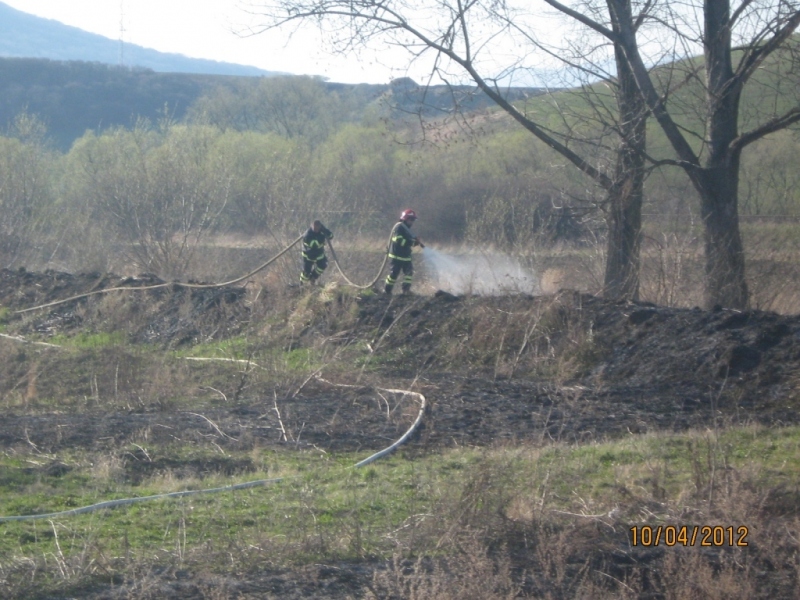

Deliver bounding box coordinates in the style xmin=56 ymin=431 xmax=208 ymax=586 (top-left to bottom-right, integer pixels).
xmin=3 ymin=0 xmax=417 ymax=83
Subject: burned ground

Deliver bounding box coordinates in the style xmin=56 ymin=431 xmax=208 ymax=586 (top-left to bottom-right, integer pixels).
xmin=1 ymin=267 xmax=800 ymax=598
xmin=4 ymin=269 xmax=800 ymax=454
xmin=0 ymin=268 xmax=249 ymax=345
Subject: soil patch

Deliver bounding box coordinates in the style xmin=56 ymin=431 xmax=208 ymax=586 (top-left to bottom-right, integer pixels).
xmin=3 ymin=269 xmax=800 ymax=598
xmin=0 ymin=268 xmax=248 ymax=345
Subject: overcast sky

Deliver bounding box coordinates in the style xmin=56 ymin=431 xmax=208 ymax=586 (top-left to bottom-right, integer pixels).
xmin=4 ymin=0 xmax=417 ymax=83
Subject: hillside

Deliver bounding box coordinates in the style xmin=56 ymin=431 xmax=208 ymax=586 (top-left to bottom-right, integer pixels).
xmin=0 ymin=57 xmax=550 ymax=150
xmin=0 ymin=1 xmax=276 ymax=77
xmin=0 ymin=2 xmax=551 ymax=151
xmin=0 ymin=59 xmax=244 ymax=149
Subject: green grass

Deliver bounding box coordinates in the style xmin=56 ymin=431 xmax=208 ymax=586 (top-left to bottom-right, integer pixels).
xmin=0 ymin=306 xmax=9 ymax=332
xmin=2 ymin=424 xmax=798 ymax=573
xmin=179 ymin=335 xmax=253 ymax=359
xmin=0 ymin=447 xmax=452 ymax=567
xmin=49 ymin=331 xmax=126 ymax=348
xmin=513 ymin=425 xmax=800 ymax=496
xmin=178 ymin=335 xmax=329 ymax=375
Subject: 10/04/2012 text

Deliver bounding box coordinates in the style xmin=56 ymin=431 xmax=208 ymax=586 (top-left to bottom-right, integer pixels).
xmin=630 ymin=525 xmax=749 ymax=547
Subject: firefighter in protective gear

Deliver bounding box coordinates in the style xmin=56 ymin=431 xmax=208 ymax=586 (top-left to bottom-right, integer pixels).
xmin=300 ymin=220 xmax=333 ymax=285
xmin=385 ymin=209 xmax=424 ymax=295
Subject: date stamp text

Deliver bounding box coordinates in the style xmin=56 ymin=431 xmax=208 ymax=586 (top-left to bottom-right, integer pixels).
xmin=630 ymin=525 xmax=749 ymax=547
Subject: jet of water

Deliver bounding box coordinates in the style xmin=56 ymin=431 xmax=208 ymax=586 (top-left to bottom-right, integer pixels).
xmin=422 ymin=247 xmax=538 ymax=295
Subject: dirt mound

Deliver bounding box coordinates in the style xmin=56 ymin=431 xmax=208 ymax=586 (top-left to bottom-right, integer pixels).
xmin=3 ymin=270 xmax=800 ymax=599
xmin=0 ymin=268 xmax=249 ymax=345
xmin=353 ymin=290 xmax=800 ymax=421
xmin=3 ymin=269 xmax=800 ymax=445
xmin=3 ymin=270 xmax=800 ymax=461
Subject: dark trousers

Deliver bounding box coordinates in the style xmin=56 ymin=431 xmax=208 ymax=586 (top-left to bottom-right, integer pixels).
xmin=385 ymin=259 xmax=413 ymax=292
xmin=301 ymin=256 xmax=328 ymax=282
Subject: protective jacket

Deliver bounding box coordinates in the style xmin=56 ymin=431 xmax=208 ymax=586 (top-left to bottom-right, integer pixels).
xmin=302 ymin=225 xmax=333 ymax=261
xmin=388 ymin=221 xmax=418 ymax=261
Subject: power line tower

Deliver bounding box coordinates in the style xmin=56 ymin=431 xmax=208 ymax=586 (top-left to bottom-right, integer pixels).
xmin=118 ymin=0 xmax=126 ymax=67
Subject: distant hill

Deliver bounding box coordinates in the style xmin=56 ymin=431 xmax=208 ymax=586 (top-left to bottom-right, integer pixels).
xmin=0 ymin=1 xmax=280 ymax=77
xmin=0 ymin=58 xmax=259 ymax=149
xmin=0 ymin=2 xmax=553 ymax=150
xmin=0 ymin=57 xmax=550 ymax=150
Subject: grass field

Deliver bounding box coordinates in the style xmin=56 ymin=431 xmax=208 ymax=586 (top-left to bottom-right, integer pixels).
xmin=1 ymin=241 xmax=799 ymax=598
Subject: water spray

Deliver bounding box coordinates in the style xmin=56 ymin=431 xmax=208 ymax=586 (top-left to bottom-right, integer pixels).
xmin=422 ymin=247 xmax=538 ymax=295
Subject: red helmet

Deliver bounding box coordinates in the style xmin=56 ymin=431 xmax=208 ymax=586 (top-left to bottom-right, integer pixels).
xmin=400 ymin=209 xmax=417 ymax=221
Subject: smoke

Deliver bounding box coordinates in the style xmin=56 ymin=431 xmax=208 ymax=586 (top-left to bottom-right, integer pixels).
xmin=422 ymin=247 xmax=538 ymax=295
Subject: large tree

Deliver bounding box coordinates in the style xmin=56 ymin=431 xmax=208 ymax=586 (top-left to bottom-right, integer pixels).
xmin=544 ymin=0 xmax=800 ymax=308
xmin=249 ymin=0 xmax=653 ymax=300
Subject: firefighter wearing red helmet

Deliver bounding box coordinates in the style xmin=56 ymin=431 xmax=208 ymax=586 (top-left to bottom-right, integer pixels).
xmin=385 ymin=209 xmax=424 ymax=295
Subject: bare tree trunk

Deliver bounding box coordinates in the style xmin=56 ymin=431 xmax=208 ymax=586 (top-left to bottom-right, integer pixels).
xmin=698 ymin=160 xmax=749 ymax=308
xmin=604 ymin=0 xmax=747 ymax=308
xmin=604 ymin=173 xmax=643 ymax=301
xmin=693 ymin=0 xmax=748 ymax=308
xmin=604 ymin=17 xmax=646 ymax=301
